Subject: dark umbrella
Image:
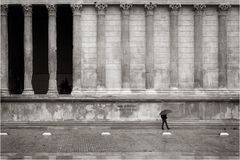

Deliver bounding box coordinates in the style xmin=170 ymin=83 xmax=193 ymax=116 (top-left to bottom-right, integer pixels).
xmin=160 ymin=109 xmax=172 ymax=115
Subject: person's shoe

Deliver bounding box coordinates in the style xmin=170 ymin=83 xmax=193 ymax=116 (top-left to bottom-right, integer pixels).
xmin=162 ymin=128 xmax=164 ymax=130
xmin=167 ymin=128 xmax=170 ymax=130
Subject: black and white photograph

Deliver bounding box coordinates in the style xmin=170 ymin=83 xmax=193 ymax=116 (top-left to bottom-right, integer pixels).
xmin=0 ymin=0 xmax=239 ymax=159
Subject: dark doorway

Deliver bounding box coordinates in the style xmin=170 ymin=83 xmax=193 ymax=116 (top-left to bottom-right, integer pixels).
xmin=32 ymin=5 xmax=48 ymax=94
xmin=8 ymin=5 xmax=24 ymax=94
xmin=57 ymin=5 xmax=73 ymax=94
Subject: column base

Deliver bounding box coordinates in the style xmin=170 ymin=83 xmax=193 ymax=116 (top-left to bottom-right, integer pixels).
xmin=71 ymin=90 xmax=83 ymax=96
xmin=22 ymin=89 xmax=34 ymax=95
xmin=170 ymin=87 xmax=179 ymax=90
xmin=145 ymin=89 xmax=157 ymax=94
xmin=1 ymin=89 xmax=10 ymax=96
xmin=96 ymin=86 xmax=107 ymax=94
xmin=120 ymin=88 xmax=132 ymax=94
xmin=47 ymin=90 xmax=58 ymax=97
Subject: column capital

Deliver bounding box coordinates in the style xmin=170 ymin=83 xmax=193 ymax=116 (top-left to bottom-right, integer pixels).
xmin=1 ymin=4 xmax=8 ymax=16
xmin=193 ymin=4 xmax=206 ymax=15
xmin=169 ymin=4 xmax=181 ymax=12
xmin=120 ymin=3 xmax=132 ymax=16
xmin=145 ymin=2 xmax=157 ymax=16
xmin=218 ymin=4 xmax=231 ymax=16
xmin=218 ymin=4 xmax=231 ymax=11
xmin=46 ymin=4 xmax=56 ymax=16
xmin=95 ymin=3 xmax=107 ymax=15
xmin=145 ymin=2 xmax=157 ymax=11
xmin=120 ymin=3 xmax=133 ymax=10
xmin=22 ymin=4 xmax=32 ymax=16
xmin=71 ymin=4 xmax=82 ymax=15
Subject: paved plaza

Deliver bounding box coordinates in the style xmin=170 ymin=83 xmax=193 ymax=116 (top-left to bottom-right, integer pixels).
xmin=0 ymin=126 xmax=239 ymax=159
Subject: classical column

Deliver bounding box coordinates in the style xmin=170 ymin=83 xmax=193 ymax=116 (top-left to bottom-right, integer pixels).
xmin=169 ymin=4 xmax=181 ymax=89
xmin=71 ymin=4 xmax=82 ymax=95
xmin=120 ymin=3 xmax=132 ymax=90
xmin=22 ymin=4 xmax=34 ymax=95
xmin=218 ymin=4 xmax=231 ymax=88
xmin=95 ymin=3 xmax=107 ymax=89
xmin=1 ymin=5 xmax=9 ymax=95
xmin=145 ymin=3 xmax=157 ymax=90
xmin=193 ymin=4 xmax=206 ymax=88
xmin=46 ymin=4 xmax=58 ymax=95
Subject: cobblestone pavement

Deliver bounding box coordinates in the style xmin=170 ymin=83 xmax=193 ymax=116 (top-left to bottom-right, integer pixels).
xmin=0 ymin=127 xmax=239 ymax=160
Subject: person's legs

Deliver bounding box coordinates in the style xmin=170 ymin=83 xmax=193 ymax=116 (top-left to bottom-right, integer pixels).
xmin=161 ymin=118 xmax=164 ymax=130
xmin=165 ymin=119 xmax=170 ymax=129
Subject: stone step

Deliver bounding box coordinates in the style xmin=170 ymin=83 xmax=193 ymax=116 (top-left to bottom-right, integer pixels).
xmin=1 ymin=153 xmax=239 ymax=160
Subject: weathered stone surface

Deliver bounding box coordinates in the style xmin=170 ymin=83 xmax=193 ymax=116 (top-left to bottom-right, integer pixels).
xmin=203 ymin=6 xmax=219 ymax=88
xmin=178 ymin=6 xmax=194 ymax=89
xmin=1 ymin=4 xmax=9 ymax=95
xmin=22 ymin=4 xmax=34 ymax=95
xmin=130 ymin=6 xmax=146 ymax=89
xmin=1 ymin=101 xmax=238 ymax=122
xmin=227 ymin=6 xmax=239 ymax=89
xmin=154 ymin=6 xmax=170 ymax=89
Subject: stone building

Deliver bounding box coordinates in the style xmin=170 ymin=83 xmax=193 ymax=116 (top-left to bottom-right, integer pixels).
xmin=1 ymin=0 xmax=239 ymax=126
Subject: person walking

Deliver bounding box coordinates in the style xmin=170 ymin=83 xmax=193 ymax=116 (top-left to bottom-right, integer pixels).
xmin=161 ymin=114 xmax=170 ymax=130
xmin=159 ymin=109 xmax=172 ymax=130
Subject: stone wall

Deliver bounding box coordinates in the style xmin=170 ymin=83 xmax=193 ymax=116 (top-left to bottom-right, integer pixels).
xmin=1 ymin=99 xmax=238 ymax=122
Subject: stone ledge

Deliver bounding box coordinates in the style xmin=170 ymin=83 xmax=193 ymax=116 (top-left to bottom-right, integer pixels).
xmin=1 ymin=90 xmax=239 ymax=102
xmin=1 ymin=121 xmax=239 ymax=129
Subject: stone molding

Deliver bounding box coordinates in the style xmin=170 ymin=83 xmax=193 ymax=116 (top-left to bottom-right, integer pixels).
xmin=1 ymin=4 xmax=8 ymax=15
xmin=145 ymin=2 xmax=157 ymax=10
xmin=218 ymin=4 xmax=231 ymax=11
xmin=218 ymin=4 xmax=231 ymax=16
xmin=120 ymin=3 xmax=132 ymax=16
xmin=22 ymin=4 xmax=32 ymax=16
xmin=120 ymin=3 xmax=133 ymax=10
xmin=46 ymin=4 xmax=56 ymax=16
xmin=193 ymin=4 xmax=206 ymax=11
xmin=95 ymin=3 xmax=107 ymax=15
xmin=169 ymin=4 xmax=182 ymax=11
xmin=145 ymin=2 xmax=157 ymax=16
xmin=1 ymin=0 xmax=239 ymax=5
xmin=71 ymin=4 xmax=82 ymax=15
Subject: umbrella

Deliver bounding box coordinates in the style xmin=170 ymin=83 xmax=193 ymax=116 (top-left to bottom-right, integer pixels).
xmin=160 ymin=109 xmax=172 ymax=115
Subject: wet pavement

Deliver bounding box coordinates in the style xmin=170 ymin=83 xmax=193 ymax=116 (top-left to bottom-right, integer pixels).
xmin=0 ymin=126 xmax=239 ymax=159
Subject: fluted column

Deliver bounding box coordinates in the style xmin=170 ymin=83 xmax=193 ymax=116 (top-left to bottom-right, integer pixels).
xmin=1 ymin=5 xmax=9 ymax=95
xmin=145 ymin=3 xmax=157 ymax=90
xmin=193 ymin=4 xmax=206 ymax=88
xmin=120 ymin=3 xmax=132 ymax=90
xmin=169 ymin=4 xmax=181 ymax=89
xmin=95 ymin=3 xmax=107 ymax=89
xmin=218 ymin=4 xmax=231 ymax=88
xmin=22 ymin=4 xmax=34 ymax=95
xmin=46 ymin=4 xmax=58 ymax=95
xmin=71 ymin=4 xmax=82 ymax=95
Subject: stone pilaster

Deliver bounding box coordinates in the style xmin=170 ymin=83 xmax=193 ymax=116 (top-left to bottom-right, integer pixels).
xmin=46 ymin=4 xmax=58 ymax=95
xmin=169 ymin=4 xmax=181 ymax=89
xmin=22 ymin=4 xmax=34 ymax=95
xmin=145 ymin=3 xmax=157 ymax=90
xmin=218 ymin=4 xmax=231 ymax=88
xmin=193 ymin=4 xmax=206 ymax=88
xmin=120 ymin=3 xmax=132 ymax=90
xmin=95 ymin=3 xmax=107 ymax=89
xmin=71 ymin=4 xmax=82 ymax=95
xmin=1 ymin=5 xmax=9 ymax=95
